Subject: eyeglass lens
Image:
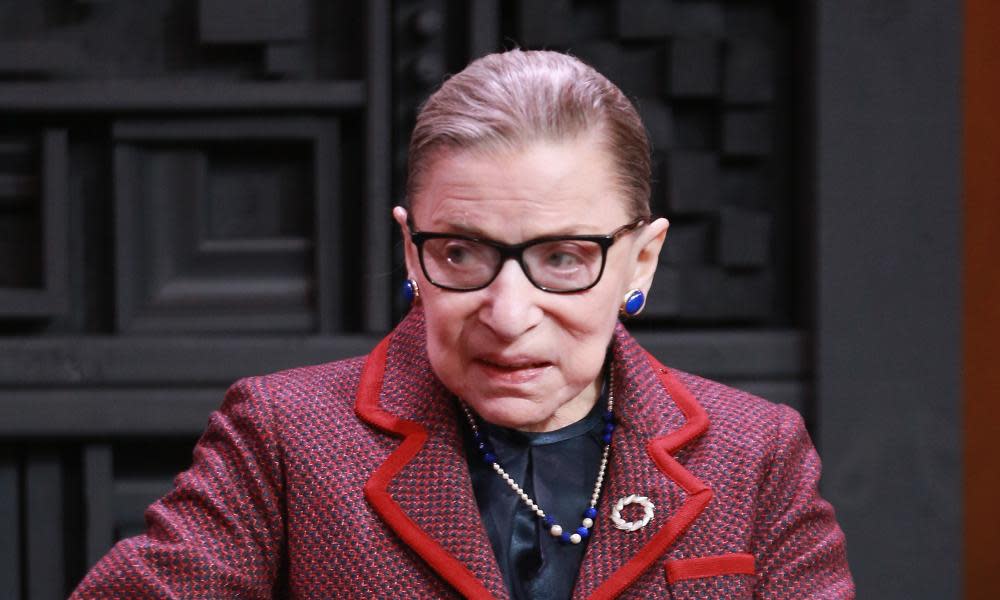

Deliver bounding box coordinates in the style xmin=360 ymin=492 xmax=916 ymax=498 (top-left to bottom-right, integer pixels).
xmin=420 ymin=238 xmax=605 ymax=291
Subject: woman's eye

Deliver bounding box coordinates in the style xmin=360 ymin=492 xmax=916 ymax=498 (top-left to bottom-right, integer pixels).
xmin=544 ymin=250 xmax=582 ymax=269
xmin=441 ymin=241 xmax=484 ymax=266
xmin=445 ymin=246 xmax=468 ymax=264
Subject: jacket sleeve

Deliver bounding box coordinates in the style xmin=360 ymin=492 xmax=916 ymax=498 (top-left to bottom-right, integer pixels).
xmin=751 ymin=405 xmax=855 ymax=599
xmin=71 ymin=377 xmax=286 ymax=599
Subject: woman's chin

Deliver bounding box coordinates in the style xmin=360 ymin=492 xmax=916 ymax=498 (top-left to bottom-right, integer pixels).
xmin=465 ymin=396 xmax=550 ymax=431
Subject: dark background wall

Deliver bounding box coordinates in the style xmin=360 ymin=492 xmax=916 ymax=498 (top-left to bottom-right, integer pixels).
xmin=812 ymin=1 xmax=962 ymax=598
xmin=0 ymin=1 xmax=964 ymax=598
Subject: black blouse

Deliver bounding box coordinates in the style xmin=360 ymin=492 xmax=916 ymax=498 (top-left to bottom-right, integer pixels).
xmin=461 ymin=394 xmax=607 ymax=600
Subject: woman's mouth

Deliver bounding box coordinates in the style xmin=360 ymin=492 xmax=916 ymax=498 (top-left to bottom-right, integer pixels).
xmin=473 ymin=357 xmax=552 ymax=384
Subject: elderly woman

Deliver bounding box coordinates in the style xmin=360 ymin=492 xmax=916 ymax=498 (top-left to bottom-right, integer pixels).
xmin=73 ymin=50 xmax=853 ymax=599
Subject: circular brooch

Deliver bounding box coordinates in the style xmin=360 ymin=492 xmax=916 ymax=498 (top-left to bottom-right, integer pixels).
xmin=610 ymin=494 xmax=655 ymax=532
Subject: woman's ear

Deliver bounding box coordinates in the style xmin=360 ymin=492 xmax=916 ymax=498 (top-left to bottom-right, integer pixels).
xmin=393 ymin=206 xmax=419 ymax=278
xmin=626 ymin=217 xmax=669 ymax=293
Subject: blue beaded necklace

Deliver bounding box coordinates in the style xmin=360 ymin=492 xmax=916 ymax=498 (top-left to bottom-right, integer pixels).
xmin=459 ymin=369 xmax=615 ymax=545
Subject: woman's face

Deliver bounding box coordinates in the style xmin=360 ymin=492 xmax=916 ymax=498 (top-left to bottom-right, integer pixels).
xmin=394 ymin=134 xmax=668 ymax=432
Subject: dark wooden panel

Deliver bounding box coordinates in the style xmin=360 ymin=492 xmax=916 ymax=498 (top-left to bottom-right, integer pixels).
xmin=671 ymin=0 xmax=725 ymax=37
xmin=0 ymin=175 xmax=36 ymax=198
xmin=659 ymin=222 xmax=712 ymax=265
xmin=668 ymin=37 xmax=722 ymax=98
xmin=113 ymin=118 xmax=343 ymax=335
xmin=113 ymin=118 xmax=341 ymax=141
xmin=666 ymin=151 xmax=721 ymax=214
xmin=83 ymin=445 xmax=114 ymax=569
xmin=516 ymin=0 xmax=602 ymax=47
xmin=615 ymin=0 xmax=673 ymax=40
xmin=0 ymin=290 xmax=62 ymax=317
xmin=724 ymin=38 xmax=776 ymax=104
xmin=313 ymin=121 xmax=344 ymax=334
xmin=0 ymin=449 xmax=20 ymax=597
xmin=644 ymin=265 xmax=774 ymax=321
xmin=364 ymin=0 xmax=394 ymax=333
xmin=0 ymin=81 xmax=364 ymax=112
xmin=722 ymin=109 xmax=774 ymax=157
xmin=0 ymin=336 xmax=380 ymax=385
xmin=0 ymin=40 xmax=82 ymax=75
xmin=25 ymin=451 xmax=64 ymax=599
xmin=468 ymin=0 xmax=501 ymax=58
xmin=0 ymin=1 xmax=361 ymax=81
xmin=199 ymin=0 xmax=309 ymax=44
xmin=0 ymin=129 xmax=69 ymax=319
xmin=41 ymin=130 xmax=69 ymax=317
xmin=717 ymin=206 xmax=773 ymax=268
xmin=0 ymin=388 xmax=229 ymax=437
xmin=635 ymin=330 xmax=807 ymax=379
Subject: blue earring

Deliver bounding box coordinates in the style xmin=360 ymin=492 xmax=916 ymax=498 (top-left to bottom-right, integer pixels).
xmin=621 ymin=289 xmax=645 ymax=317
xmin=403 ymin=278 xmax=420 ymax=304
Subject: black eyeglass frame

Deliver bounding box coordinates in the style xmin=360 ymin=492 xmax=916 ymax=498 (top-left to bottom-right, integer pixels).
xmin=407 ymin=217 xmax=650 ymax=294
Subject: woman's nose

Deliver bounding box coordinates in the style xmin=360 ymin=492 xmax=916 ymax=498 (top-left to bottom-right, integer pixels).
xmin=477 ymin=259 xmax=543 ymax=341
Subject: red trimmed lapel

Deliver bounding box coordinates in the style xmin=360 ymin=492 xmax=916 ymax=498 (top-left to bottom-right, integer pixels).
xmin=355 ymin=311 xmax=508 ymax=599
xmin=572 ymin=331 xmax=713 ymax=599
xmin=355 ymin=312 xmax=712 ymax=600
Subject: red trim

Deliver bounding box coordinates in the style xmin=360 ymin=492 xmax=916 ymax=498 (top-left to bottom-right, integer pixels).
xmin=356 ymin=337 xmax=714 ymax=599
xmin=665 ymin=553 xmax=756 ymax=583
xmin=355 ymin=334 xmax=495 ymax=599
xmin=586 ymin=352 xmax=713 ymax=599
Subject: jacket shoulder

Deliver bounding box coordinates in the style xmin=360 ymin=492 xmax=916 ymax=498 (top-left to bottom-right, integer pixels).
xmin=254 ymin=354 xmax=368 ymax=385
xmin=669 ymin=368 xmax=804 ymax=453
xmin=232 ymin=355 xmax=369 ymax=416
xmin=661 ymin=370 xmax=852 ymax=595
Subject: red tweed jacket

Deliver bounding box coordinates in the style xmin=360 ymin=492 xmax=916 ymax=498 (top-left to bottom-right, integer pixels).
xmin=72 ymin=310 xmax=854 ymax=599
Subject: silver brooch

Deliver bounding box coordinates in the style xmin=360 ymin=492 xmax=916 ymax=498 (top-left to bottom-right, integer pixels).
xmin=610 ymin=494 xmax=655 ymax=532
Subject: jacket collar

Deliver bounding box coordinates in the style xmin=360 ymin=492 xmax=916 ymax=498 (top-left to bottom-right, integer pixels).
xmin=355 ymin=309 xmax=712 ymax=599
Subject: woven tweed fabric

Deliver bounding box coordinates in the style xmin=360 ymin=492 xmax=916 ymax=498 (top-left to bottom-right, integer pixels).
xmin=71 ymin=308 xmax=853 ymax=599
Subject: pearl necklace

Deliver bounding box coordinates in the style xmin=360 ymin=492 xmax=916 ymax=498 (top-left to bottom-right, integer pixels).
xmin=460 ymin=370 xmax=615 ymax=545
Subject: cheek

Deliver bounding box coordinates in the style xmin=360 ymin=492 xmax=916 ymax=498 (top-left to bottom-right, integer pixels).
xmin=556 ymin=302 xmax=612 ymax=340
xmin=421 ymin=292 xmax=477 ymax=368
xmin=576 ymin=278 xmax=625 ymax=327
xmin=547 ymin=292 xmax=621 ymax=359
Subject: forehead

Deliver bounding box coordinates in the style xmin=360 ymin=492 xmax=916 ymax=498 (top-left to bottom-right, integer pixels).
xmin=411 ymin=137 xmax=631 ymax=239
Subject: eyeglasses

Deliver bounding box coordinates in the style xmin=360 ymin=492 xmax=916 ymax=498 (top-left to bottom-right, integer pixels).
xmin=407 ymin=217 xmax=649 ymax=293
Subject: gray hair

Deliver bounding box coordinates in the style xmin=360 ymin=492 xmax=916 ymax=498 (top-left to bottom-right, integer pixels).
xmin=406 ymin=49 xmax=652 ymax=219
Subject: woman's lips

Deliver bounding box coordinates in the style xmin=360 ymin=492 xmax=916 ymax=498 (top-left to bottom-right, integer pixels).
xmin=473 ymin=357 xmax=552 ymax=384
